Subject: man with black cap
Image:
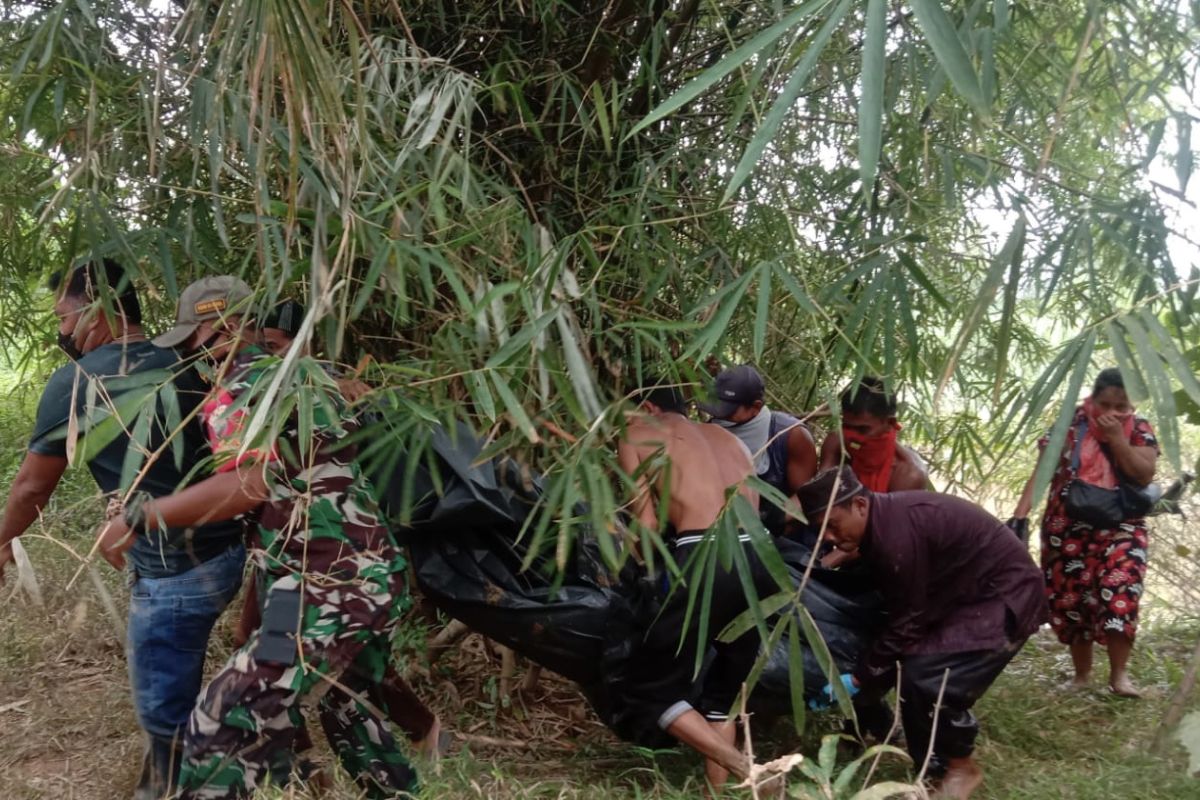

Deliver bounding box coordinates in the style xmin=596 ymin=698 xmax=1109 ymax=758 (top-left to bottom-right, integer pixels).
xmin=796 ymin=467 xmax=1046 ymax=799
xmin=95 ymin=276 xmax=417 ymax=799
xmin=700 ymin=364 xmax=817 ymax=535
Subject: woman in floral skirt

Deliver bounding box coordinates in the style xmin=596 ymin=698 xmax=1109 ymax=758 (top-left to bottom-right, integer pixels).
xmin=1011 ymin=368 xmax=1158 ymax=697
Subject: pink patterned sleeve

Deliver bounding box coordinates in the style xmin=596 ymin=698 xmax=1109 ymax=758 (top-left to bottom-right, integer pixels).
xmin=1130 ymin=417 xmax=1160 ymax=455
xmin=201 ymin=386 xmax=278 ymax=473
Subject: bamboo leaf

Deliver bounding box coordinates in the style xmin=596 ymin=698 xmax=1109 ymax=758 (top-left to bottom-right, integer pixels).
xmin=773 ymin=263 xmax=819 ymax=314
xmin=685 ymin=271 xmax=755 ymax=359
xmin=589 ymin=81 xmax=613 ymax=155
xmin=736 ymin=498 xmax=793 ymax=590
xmin=1104 ymin=321 xmax=1149 ymax=404
xmin=718 ymin=590 xmax=795 ymax=642
xmin=468 ymin=370 xmax=496 ymax=421
xmin=1123 ymin=315 xmax=1181 ymax=468
xmin=159 ymin=380 xmax=185 ymax=471
xmin=993 ymin=236 xmax=1021 ymax=403
xmin=993 ymin=0 xmax=1010 ymax=34
xmin=555 ymin=308 xmax=603 ymax=421
xmin=490 ymin=372 xmax=540 ymax=443
xmin=1030 ymin=332 xmax=1096 ymax=510
xmin=850 ymin=782 xmax=923 ymax=800
xmin=724 ymin=0 xmax=852 ymax=201
xmin=1137 ymin=309 xmax=1200 ymax=406
xmin=485 ymin=309 xmax=558 ymax=369
xmin=896 ymin=251 xmax=951 ymax=310
xmin=753 ymin=262 xmax=772 ymax=360
xmin=910 ymin=0 xmax=990 ymax=118
xmin=1176 ymin=115 xmax=1193 ymax=192
xmin=796 ymin=604 xmax=856 ymax=724
xmin=937 ymin=214 xmax=1026 ymax=403
xmin=727 ymin=532 xmax=773 ymax=643
xmin=118 ymin=405 xmax=153 ymax=493
xmin=859 ymin=0 xmax=887 ymax=203
xmin=629 ymin=0 xmax=832 ymax=137
xmin=787 ymin=615 xmax=807 ymax=733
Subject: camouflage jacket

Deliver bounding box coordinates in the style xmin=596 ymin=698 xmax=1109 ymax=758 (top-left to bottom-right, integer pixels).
xmin=201 ymin=347 xmax=399 ymax=578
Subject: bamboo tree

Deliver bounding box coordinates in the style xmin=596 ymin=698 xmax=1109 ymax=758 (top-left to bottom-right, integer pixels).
xmin=0 ymin=1 xmax=1197 ymax=735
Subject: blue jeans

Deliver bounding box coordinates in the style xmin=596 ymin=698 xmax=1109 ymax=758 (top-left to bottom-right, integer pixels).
xmin=128 ymin=544 xmax=246 ymax=740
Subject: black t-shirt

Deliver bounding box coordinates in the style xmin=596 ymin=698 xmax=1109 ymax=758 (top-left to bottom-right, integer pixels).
xmin=29 ymin=341 xmax=242 ymax=578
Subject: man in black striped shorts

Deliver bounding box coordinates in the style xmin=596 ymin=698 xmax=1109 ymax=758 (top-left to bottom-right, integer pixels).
xmin=616 ymin=378 xmax=783 ymax=792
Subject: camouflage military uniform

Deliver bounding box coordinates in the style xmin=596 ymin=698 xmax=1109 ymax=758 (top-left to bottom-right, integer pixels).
xmin=177 ymin=349 xmax=415 ymax=799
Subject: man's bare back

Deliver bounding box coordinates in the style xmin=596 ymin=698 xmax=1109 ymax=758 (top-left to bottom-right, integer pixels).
xmin=620 ymin=412 xmax=758 ymax=534
xmin=615 ymin=397 xmax=777 ymax=789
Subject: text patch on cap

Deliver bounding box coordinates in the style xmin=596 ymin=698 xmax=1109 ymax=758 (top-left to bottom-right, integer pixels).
xmin=195 ymin=299 xmax=227 ymax=315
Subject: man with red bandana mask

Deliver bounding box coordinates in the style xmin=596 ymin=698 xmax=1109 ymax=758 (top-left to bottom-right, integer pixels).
xmin=820 ymin=376 xmax=929 ymax=494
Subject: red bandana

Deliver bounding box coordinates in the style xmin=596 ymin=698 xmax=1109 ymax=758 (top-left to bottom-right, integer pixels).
xmin=842 ymin=424 xmax=899 ymax=492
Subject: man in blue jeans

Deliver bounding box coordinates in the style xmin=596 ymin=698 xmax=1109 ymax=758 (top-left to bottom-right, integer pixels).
xmin=0 ymin=260 xmax=246 ymax=799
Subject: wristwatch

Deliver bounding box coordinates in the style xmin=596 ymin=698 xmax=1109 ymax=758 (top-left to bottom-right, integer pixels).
xmin=123 ymin=491 xmax=154 ymax=535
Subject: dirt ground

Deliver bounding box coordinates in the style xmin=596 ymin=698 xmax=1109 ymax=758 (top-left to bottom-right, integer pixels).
xmin=3 ymin=524 xmax=1199 ymax=799
xmin=0 ymin=546 xmax=667 ymax=800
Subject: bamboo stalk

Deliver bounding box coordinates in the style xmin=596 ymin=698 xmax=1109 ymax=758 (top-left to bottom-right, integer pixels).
xmin=1151 ymin=631 xmax=1200 ymax=754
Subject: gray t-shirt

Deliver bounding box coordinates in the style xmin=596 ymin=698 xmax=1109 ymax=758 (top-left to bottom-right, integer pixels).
xmin=29 ymin=341 xmax=242 ymax=578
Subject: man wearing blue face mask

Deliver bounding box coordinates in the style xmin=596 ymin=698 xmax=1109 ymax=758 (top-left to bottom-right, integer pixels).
xmin=0 ymin=260 xmax=246 ymax=800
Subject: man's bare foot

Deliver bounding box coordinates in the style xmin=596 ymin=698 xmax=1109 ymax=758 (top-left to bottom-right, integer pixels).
xmin=931 ymin=756 xmax=983 ymax=799
xmin=1108 ymin=675 xmax=1141 ymax=698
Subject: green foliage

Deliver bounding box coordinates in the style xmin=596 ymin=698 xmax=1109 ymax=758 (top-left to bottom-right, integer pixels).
xmin=0 ymin=3 xmax=1197 ymax=766
xmin=0 ymin=0 xmax=1195 ymax=503
xmin=783 ymin=734 xmax=913 ymax=798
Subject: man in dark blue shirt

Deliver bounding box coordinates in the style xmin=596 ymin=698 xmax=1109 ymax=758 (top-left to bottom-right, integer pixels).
xmin=0 ymin=261 xmax=245 ymax=800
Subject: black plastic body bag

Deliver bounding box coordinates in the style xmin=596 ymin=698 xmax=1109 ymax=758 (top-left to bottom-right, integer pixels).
xmin=371 ymin=423 xmax=884 ymax=746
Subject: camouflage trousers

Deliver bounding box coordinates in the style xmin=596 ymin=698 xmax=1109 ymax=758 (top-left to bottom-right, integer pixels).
xmin=176 ymin=555 xmax=416 ymax=799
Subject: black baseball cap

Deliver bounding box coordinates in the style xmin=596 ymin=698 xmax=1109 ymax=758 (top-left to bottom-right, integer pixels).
xmin=698 ymin=364 xmax=766 ymax=419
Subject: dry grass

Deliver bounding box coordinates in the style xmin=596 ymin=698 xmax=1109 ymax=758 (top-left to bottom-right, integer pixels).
xmin=1 ymin=532 xmax=144 ymax=798
xmin=2 ymin=468 xmax=1198 ymax=798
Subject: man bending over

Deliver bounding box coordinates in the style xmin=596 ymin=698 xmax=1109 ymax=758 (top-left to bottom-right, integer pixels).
xmin=616 ymin=379 xmax=783 ymax=791
xmin=797 ymin=468 xmax=1046 ymax=799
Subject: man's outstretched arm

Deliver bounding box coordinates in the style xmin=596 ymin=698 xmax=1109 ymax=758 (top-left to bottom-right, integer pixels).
xmin=96 ymin=465 xmax=269 ymax=569
xmin=0 ymin=452 xmax=68 ymax=582
xmin=818 ymin=433 xmax=842 ymax=471
xmin=785 ymin=426 xmax=818 ymax=494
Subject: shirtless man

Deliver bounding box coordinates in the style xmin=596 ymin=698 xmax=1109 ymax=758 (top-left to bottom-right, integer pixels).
xmin=819 ymin=376 xmax=929 ymax=569
xmin=819 ymin=376 xmax=928 ymax=492
xmin=616 ymin=379 xmax=782 ymax=791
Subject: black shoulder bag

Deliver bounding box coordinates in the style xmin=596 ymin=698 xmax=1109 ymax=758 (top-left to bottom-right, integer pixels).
xmin=1063 ymin=420 xmax=1155 ymax=527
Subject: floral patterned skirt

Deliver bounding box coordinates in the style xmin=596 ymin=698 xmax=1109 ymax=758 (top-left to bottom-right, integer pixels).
xmin=1041 ymin=517 xmax=1148 ymax=645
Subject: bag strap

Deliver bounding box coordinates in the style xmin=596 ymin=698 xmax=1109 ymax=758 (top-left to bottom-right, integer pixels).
xmin=1069 ymin=419 xmax=1087 ymax=472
